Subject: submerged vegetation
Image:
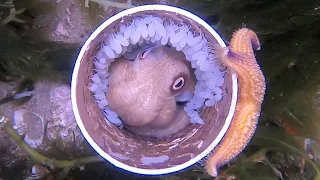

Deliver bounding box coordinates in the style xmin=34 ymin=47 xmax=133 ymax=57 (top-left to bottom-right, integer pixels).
xmin=1 ymin=0 xmax=320 ymax=179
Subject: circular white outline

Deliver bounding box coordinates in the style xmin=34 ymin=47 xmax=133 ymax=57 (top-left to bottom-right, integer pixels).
xmin=71 ymin=4 xmax=238 ymax=176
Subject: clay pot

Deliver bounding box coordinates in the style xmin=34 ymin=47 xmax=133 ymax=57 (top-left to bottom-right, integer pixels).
xmin=71 ymin=4 xmax=237 ymax=175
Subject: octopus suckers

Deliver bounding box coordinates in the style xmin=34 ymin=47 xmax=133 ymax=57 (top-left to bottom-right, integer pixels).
xmin=89 ymin=15 xmax=226 ymax=128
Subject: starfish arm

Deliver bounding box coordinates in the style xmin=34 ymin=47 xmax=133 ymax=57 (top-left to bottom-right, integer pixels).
xmin=1 ymin=14 xmax=15 ymax=25
xmin=14 ymin=8 xmax=27 ymax=15
xmin=12 ymin=17 xmax=26 ymax=23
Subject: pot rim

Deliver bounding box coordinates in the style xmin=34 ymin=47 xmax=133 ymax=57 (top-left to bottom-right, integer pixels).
xmin=71 ymin=4 xmax=238 ymax=175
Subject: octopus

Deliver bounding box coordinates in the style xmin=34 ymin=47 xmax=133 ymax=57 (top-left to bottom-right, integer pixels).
xmin=205 ymin=28 xmax=266 ymax=177
xmin=106 ymin=45 xmax=196 ymax=137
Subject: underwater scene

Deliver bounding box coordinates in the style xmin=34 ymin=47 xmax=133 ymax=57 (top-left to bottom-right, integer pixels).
xmin=0 ymin=0 xmax=320 ymax=179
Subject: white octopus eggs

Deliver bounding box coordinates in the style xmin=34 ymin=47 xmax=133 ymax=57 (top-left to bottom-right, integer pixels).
xmin=89 ymin=15 xmax=225 ymax=127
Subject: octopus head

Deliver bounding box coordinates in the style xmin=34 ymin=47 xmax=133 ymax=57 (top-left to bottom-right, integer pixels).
xmin=106 ymin=45 xmax=195 ymax=135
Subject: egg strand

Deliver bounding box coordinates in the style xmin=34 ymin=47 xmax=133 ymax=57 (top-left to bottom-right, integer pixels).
xmin=89 ymin=15 xmax=225 ymax=127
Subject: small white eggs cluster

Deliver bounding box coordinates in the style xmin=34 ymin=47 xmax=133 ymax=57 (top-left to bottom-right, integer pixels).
xmin=89 ymin=15 xmax=225 ymax=127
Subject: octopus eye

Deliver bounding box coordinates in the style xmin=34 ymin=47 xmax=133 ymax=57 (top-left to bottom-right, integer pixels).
xmin=140 ymin=47 xmax=153 ymax=58
xmin=173 ymin=77 xmax=185 ymax=90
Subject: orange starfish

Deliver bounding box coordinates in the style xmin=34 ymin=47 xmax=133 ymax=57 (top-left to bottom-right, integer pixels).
xmin=206 ymin=28 xmax=266 ymax=177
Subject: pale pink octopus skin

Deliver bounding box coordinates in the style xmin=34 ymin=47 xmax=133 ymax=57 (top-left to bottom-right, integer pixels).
xmin=106 ymin=45 xmax=196 ymax=137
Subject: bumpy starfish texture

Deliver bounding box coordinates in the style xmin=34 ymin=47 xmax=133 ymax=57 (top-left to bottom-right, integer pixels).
xmin=205 ymin=28 xmax=266 ymax=177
